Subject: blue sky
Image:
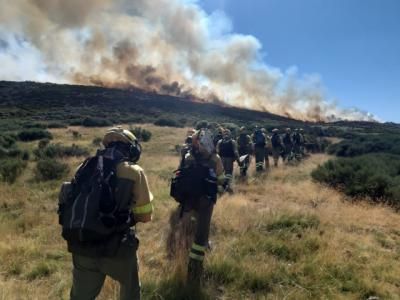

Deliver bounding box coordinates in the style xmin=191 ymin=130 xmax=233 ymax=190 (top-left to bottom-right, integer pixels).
xmin=200 ymin=0 xmax=400 ymax=122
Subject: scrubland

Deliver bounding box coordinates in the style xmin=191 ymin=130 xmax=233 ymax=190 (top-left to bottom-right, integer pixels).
xmin=1 ymin=125 xmax=400 ymax=299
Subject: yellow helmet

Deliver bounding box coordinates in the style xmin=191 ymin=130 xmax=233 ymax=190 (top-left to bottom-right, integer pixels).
xmin=102 ymin=127 xmax=141 ymax=162
xmin=102 ymin=127 xmax=137 ymax=147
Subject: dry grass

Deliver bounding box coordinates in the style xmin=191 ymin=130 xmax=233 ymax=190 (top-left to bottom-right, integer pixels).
xmin=1 ymin=125 xmax=400 ymax=299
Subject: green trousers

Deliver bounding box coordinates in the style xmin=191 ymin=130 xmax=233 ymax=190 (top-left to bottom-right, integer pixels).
xmin=254 ymin=146 xmax=269 ymax=171
xmin=70 ymin=238 xmax=140 ymax=300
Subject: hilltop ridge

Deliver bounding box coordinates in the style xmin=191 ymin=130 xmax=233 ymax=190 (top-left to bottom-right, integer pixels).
xmin=2 ymin=81 xmax=397 ymax=133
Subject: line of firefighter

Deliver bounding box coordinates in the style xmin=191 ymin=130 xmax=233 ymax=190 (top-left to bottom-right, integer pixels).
xmin=172 ymin=125 xmax=306 ymax=286
xmin=63 ymin=126 xmax=308 ymax=300
xmin=180 ymin=126 xmax=306 ymax=183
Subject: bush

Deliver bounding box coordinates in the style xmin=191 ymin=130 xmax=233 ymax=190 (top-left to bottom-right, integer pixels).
xmin=68 ymin=119 xmax=83 ymax=126
xmin=34 ymin=143 xmax=89 ymax=159
xmin=0 ymin=158 xmax=27 ymax=183
xmin=38 ymin=139 xmax=50 ymax=149
xmin=195 ymin=120 xmax=209 ymax=130
xmin=21 ymin=122 xmax=47 ymax=129
xmin=47 ymin=122 xmax=67 ymax=128
xmin=82 ymin=117 xmax=112 ymax=127
xmin=154 ymin=118 xmax=183 ymax=128
xmin=130 ymin=127 xmax=152 ymax=142
xmin=0 ymin=146 xmax=29 ymax=161
xmin=328 ymin=134 xmax=400 ymax=157
xmin=17 ymin=129 xmax=53 ymax=142
xmin=0 ymin=133 xmax=17 ymax=148
xmin=35 ymin=159 xmax=69 ymax=181
xmin=312 ymin=153 xmax=400 ymax=206
xmin=92 ymin=137 xmax=103 ymax=146
xmin=72 ymin=131 xmax=82 ymax=139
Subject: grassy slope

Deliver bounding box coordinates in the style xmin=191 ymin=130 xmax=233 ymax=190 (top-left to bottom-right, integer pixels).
xmin=1 ymin=125 xmax=400 ymax=299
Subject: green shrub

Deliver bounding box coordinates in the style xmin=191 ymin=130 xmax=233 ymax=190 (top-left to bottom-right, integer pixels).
xmin=17 ymin=129 xmax=53 ymax=142
xmin=38 ymin=139 xmax=50 ymax=149
xmin=0 ymin=158 xmax=27 ymax=183
xmin=34 ymin=143 xmax=89 ymax=159
xmin=130 ymin=127 xmax=152 ymax=142
xmin=195 ymin=120 xmax=209 ymax=130
xmin=92 ymin=137 xmax=103 ymax=146
xmin=47 ymin=122 xmax=67 ymax=128
xmin=21 ymin=122 xmax=47 ymax=129
xmin=35 ymin=159 xmax=69 ymax=181
xmin=0 ymin=146 xmax=29 ymax=161
xmin=0 ymin=133 xmax=17 ymax=148
xmin=154 ymin=118 xmax=183 ymax=128
xmin=82 ymin=117 xmax=112 ymax=127
xmin=68 ymin=119 xmax=83 ymax=126
xmin=328 ymin=134 xmax=400 ymax=157
xmin=312 ymin=153 xmax=400 ymax=206
xmin=72 ymin=130 xmax=81 ymax=139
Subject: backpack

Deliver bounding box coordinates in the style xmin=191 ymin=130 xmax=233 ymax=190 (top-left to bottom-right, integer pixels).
xmin=254 ymin=130 xmax=266 ymax=146
xmin=238 ymin=134 xmax=249 ymax=148
xmin=58 ymin=151 xmax=132 ymax=244
xmin=219 ymin=139 xmax=235 ymax=157
xmin=170 ymin=162 xmax=218 ymax=205
xmin=283 ymin=133 xmax=292 ymax=145
xmin=271 ymin=133 xmax=281 ymax=148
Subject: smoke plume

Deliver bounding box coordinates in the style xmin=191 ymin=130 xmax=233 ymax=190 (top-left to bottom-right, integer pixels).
xmin=0 ymin=0 xmax=376 ymax=121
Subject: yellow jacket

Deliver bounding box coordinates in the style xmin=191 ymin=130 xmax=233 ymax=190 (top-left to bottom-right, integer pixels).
xmin=116 ymin=161 xmax=153 ymax=223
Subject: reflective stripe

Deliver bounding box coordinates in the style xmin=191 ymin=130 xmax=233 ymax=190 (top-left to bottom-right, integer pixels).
xmin=191 ymin=243 xmax=206 ymax=252
xmin=189 ymin=252 xmax=204 ymax=261
xmin=132 ymin=202 xmax=153 ymax=215
xmin=217 ymin=175 xmax=225 ymax=181
xmin=225 ymin=174 xmax=233 ymax=178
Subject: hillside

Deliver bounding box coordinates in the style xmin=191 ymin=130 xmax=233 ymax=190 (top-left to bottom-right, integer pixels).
xmin=1 ymin=125 xmax=400 ymax=299
xmin=2 ymin=81 xmax=399 ymax=136
xmin=0 ymin=80 xmax=305 ymax=131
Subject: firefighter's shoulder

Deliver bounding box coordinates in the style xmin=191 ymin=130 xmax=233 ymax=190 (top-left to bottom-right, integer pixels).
xmin=116 ymin=161 xmax=145 ymax=181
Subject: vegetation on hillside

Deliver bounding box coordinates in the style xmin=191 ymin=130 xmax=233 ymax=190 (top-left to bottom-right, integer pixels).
xmin=328 ymin=134 xmax=400 ymax=157
xmin=2 ymin=81 xmax=400 ymax=298
xmin=312 ymin=154 xmax=400 ymax=206
xmin=0 ymin=125 xmax=399 ymax=299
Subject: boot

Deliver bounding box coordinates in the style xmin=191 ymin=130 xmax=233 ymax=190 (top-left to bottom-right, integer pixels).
xmin=187 ymin=258 xmax=203 ymax=285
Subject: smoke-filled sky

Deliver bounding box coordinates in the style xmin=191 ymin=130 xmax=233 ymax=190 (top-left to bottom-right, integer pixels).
xmin=0 ymin=0 xmax=398 ymax=122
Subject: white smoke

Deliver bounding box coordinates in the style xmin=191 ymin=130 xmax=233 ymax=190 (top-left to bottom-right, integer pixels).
xmin=0 ymin=0 xmax=377 ymax=121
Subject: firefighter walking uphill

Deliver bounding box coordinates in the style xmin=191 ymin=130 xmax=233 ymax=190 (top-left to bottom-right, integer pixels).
xmin=216 ymin=129 xmax=240 ymax=192
xmin=170 ymin=128 xmax=225 ymax=284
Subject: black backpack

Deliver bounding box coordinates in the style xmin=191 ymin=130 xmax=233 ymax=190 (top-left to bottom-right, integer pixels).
xmin=170 ymin=162 xmax=218 ymax=205
xmin=58 ymin=152 xmax=133 ymax=244
xmin=271 ymin=133 xmax=280 ymax=148
xmin=254 ymin=130 xmax=266 ymax=146
xmin=219 ymin=139 xmax=235 ymax=157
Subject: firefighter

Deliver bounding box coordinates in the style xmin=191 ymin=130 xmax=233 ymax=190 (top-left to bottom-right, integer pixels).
xmin=299 ymin=128 xmax=306 ymax=156
xmin=270 ymin=128 xmax=284 ymax=167
xmin=252 ymin=126 xmax=268 ymax=172
xmin=282 ymin=128 xmax=294 ymax=163
xmin=67 ymin=127 xmax=153 ymax=300
xmin=236 ymin=126 xmax=253 ymax=177
xmin=171 ymin=128 xmax=225 ymax=284
xmin=216 ymin=129 xmax=240 ymax=192
xmin=292 ymin=128 xmax=302 ymax=160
